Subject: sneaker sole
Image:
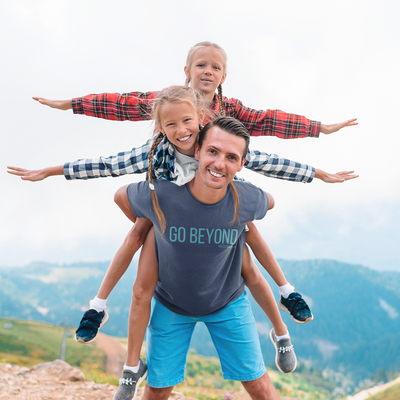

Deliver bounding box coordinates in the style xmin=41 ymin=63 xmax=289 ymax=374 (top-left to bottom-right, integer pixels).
xmin=74 ymin=311 xmax=109 ymax=344
xmin=278 ymin=299 xmax=314 ymax=324
xmin=132 ymin=369 xmax=148 ymax=400
xmin=269 ymin=329 xmax=297 ymax=374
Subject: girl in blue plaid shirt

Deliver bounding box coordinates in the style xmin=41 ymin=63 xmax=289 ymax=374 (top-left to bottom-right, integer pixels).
xmin=9 ymin=84 xmax=357 ymax=387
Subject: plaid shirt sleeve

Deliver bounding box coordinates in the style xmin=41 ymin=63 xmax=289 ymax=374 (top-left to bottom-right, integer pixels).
xmin=225 ymin=98 xmax=321 ymax=139
xmin=245 ymin=148 xmax=315 ymax=183
xmin=72 ymin=91 xmax=159 ymax=121
xmin=63 ymin=139 xmax=152 ymax=180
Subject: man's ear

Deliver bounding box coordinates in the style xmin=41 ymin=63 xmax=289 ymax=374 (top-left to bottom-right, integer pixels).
xmin=194 ymin=143 xmax=200 ymax=160
xmin=237 ymin=157 xmax=246 ymax=172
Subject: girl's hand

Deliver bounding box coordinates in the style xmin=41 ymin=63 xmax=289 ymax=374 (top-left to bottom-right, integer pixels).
xmin=7 ymin=165 xmax=63 ymax=181
xmin=314 ymin=169 xmax=359 ymax=183
xmin=32 ymin=97 xmax=72 ymax=110
xmin=320 ymin=118 xmax=358 ymax=135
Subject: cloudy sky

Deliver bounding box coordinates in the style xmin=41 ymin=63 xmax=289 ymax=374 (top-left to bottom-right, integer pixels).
xmin=2 ymin=0 xmax=399 ymax=272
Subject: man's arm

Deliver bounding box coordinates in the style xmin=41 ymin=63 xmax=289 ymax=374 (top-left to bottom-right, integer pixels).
xmin=33 ymin=91 xmax=159 ymax=121
xmin=7 ymin=140 xmax=152 ymax=182
xmin=229 ymin=98 xmax=357 ymax=139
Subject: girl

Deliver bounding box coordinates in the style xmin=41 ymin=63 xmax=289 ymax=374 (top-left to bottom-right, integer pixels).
xmin=8 ymin=85 xmax=357 ymax=388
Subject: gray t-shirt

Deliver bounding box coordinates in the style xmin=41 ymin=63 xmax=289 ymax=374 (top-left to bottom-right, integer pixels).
xmin=127 ymin=180 xmax=268 ymax=317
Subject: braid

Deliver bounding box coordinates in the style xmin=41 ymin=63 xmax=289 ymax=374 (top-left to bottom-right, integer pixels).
xmin=185 ymin=78 xmax=190 ymax=87
xmin=217 ymin=84 xmax=226 ymax=116
xmin=148 ymin=132 xmax=167 ymax=234
xmin=229 ymin=182 xmax=240 ymax=225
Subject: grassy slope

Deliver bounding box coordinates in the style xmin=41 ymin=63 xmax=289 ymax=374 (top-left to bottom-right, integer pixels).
xmin=1 ymin=319 xmax=328 ymax=399
xmin=367 ymin=377 xmax=400 ymax=400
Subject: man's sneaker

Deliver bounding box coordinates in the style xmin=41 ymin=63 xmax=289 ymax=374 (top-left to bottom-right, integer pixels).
xmin=279 ymin=292 xmax=314 ymax=324
xmin=113 ymin=361 xmax=148 ymax=400
xmin=75 ymin=309 xmax=109 ymax=344
xmin=269 ymin=328 xmax=297 ymax=373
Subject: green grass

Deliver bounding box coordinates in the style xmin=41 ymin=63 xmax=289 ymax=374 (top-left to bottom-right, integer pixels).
xmin=0 ymin=318 xmax=104 ymax=369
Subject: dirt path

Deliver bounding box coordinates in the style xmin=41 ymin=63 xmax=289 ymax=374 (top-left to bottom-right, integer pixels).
xmin=0 ymin=360 xmax=195 ymax=400
xmin=95 ymin=332 xmax=127 ymax=376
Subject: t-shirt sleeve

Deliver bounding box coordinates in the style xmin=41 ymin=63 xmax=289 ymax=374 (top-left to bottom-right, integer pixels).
xmin=254 ymin=188 xmax=269 ymax=221
xmin=126 ymin=181 xmax=153 ymax=219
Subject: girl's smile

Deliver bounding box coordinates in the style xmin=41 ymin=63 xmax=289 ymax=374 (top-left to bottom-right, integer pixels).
xmin=159 ymin=102 xmax=205 ymax=156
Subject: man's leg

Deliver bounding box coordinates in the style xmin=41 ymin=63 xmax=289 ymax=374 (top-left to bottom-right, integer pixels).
xmin=241 ymin=373 xmax=280 ymax=400
xmin=142 ymin=385 xmax=174 ymax=400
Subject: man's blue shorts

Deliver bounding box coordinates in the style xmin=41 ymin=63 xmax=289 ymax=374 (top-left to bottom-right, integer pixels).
xmin=146 ymin=292 xmax=266 ymax=388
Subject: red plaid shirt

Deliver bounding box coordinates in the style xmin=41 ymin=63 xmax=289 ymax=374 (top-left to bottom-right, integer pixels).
xmin=72 ymin=91 xmax=320 ymax=139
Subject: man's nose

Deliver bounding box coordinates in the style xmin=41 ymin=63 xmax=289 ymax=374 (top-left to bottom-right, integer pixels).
xmin=214 ymin=155 xmax=225 ymax=169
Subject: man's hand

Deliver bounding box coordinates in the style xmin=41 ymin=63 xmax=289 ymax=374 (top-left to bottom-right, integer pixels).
xmin=32 ymin=97 xmax=72 ymax=110
xmin=314 ymin=169 xmax=359 ymax=183
xmin=7 ymin=165 xmax=63 ymax=181
xmin=320 ymin=118 xmax=358 ymax=135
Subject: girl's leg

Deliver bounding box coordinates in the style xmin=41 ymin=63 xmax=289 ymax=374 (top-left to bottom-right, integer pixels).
xmin=126 ymin=226 xmax=158 ymax=366
xmin=114 ymin=228 xmax=158 ymax=400
xmin=76 ymin=186 xmax=152 ymax=344
xmin=245 ymin=222 xmax=287 ymax=287
xmin=241 ymin=245 xmax=297 ymax=373
xmin=96 ymin=218 xmax=153 ymax=299
xmin=245 ymin=222 xmax=313 ymax=324
xmin=241 ymin=245 xmax=287 ymax=336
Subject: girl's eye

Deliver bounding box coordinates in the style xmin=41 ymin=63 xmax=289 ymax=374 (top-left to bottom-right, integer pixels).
xmin=184 ymin=118 xmax=192 ymax=122
xmin=214 ymin=66 xmax=220 ymax=70
xmin=197 ymin=64 xmax=204 ymax=67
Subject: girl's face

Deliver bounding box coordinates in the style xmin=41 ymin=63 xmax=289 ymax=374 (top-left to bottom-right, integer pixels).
xmin=184 ymin=47 xmax=227 ymax=101
xmin=159 ymin=102 xmax=205 ymax=156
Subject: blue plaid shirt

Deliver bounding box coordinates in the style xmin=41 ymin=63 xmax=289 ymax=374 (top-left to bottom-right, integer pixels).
xmin=64 ymin=136 xmax=315 ymax=183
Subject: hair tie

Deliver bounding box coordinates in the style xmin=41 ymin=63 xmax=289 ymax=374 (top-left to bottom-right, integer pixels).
xmin=149 ymin=183 xmax=155 ymax=191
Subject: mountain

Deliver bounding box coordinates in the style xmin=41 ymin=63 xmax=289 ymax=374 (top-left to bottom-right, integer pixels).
xmin=1 ymin=258 xmax=399 ymax=389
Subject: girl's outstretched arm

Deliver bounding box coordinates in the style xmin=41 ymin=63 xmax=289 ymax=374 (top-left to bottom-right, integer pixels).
xmin=7 ymin=138 xmax=155 ymax=182
xmin=7 ymin=165 xmax=63 ymax=181
xmin=33 ymin=92 xmax=158 ymax=122
xmin=314 ymin=169 xmax=359 ymax=183
xmin=320 ymin=118 xmax=358 ymax=135
xmin=32 ymin=97 xmax=72 ymax=110
xmin=244 ymin=148 xmax=358 ymax=184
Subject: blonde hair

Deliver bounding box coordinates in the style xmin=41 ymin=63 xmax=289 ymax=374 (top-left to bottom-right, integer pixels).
xmin=184 ymin=41 xmax=227 ymax=116
xmin=148 ymin=85 xmax=205 ymax=234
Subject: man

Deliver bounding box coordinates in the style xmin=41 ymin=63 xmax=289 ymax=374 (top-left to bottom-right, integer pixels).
xmin=121 ymin=116 xmax=280 ymax=400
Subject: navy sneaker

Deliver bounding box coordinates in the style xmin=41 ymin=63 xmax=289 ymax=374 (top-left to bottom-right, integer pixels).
xmin=279 ymin=292 xmax=314 ymax=324
xmin=113 ymin=360 xmax=148 ymax=400
xmin=75 ymin=309 xmax=109 ymax=344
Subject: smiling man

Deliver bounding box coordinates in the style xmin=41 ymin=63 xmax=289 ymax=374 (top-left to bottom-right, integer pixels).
xmin=125 ymin=116 xmax=279 ymax=400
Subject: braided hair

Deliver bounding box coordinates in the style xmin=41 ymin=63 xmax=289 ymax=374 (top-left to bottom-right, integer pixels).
xmin=148 ymin=85 xmax=206 ymax=234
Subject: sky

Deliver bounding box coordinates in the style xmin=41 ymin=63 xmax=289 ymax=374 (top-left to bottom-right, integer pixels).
xmin=1 ymin=0 xmax=399 ymax=272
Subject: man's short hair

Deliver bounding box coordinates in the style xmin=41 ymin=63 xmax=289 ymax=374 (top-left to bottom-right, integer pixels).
xmin=198 ymin=116 xmax=250 ymax=159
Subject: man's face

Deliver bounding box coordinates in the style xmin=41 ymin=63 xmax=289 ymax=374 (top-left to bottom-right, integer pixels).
xmin=195 ymin=127 xmax=246 ymax=190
